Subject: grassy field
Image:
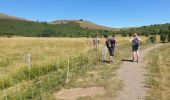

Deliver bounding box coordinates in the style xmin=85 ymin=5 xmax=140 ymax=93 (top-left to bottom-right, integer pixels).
xmin=145 ymin=43 xmax=170 ymax=100
xmin=0 ymin=36 xmax=148 ymax=99
xmin=0 ymin=37 xmax=90 ymax=75
xmin=0 ymin=37 xmax=92 ymax=99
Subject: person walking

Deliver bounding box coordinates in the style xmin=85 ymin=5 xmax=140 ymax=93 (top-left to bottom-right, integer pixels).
xmin=129 ymin=33 xmax=143 ymax=62
xmin=106 ymin=34 xmax=117 ymax=63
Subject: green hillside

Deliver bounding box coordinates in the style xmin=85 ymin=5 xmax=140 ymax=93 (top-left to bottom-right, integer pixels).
xmin=116 ymin=23 xmax=170 ymax=36
xmin=0 ymin=19 xmax=113 ymax=37
xmin=0 ymin=13 xmax=170 ymax=37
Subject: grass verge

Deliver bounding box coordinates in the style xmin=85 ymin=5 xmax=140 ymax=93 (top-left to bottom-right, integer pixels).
xmin=145 ymin=43 xmax=170 ymax=100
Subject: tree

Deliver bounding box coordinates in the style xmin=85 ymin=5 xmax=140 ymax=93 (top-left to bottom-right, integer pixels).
xmin=41 ymin=29 xmax=56 ymax=37
xmin=168 ymin=25 xmax=170 ymax=42
xmin=148 ymin=36 xmax=156 ymax=43
xmin=121 ymin=31 xmax=128 ymax=37
xmin=159 ymin=29 xmax=163 ymax=34
xmin=160 ymin=33 xmax=167 ymax=42
xmin=142 ymin=31 xmax=149 ymax=37
xmin=80 ymin=19 xmax=83 ymax=21
xmin=168 ymin=32 xmax=170 ymax=42
xmin=127 ymin=31 xmax=133 ymax=37
xmin=86 ymin=31 xmax=90 ymax=37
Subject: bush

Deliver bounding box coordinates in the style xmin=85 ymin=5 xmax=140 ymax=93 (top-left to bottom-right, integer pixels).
xmin=148 ymin=36 xmax=156 ymax=43
xmin=128 ymin=32 xmax=133 ymax=37
xmin=145 ymin=32 xmax=149 ymax=37
xmin=160 ymin=33 xmax=167 ymax=42
xmin=121 ymin=31 xmax=128 ymax=37
xmin=168 ymin=32 xmax=170 ymax=42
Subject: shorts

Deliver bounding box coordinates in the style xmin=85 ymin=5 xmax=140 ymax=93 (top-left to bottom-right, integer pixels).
xmin=132 ymin=46 xmax=138 ymax=52
xmin=108 ymin=47 xmax=115 ymax=56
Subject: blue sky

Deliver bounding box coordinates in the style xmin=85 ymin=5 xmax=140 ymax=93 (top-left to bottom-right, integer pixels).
xmin=0 ymin=0 xmax=170 ymax=28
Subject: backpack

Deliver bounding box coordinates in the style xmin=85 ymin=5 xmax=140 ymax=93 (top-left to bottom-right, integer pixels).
xmin=133 ymin=37 xmax=139 ymax=47
xmin=106 ymin=38 xmax=115 ymax=48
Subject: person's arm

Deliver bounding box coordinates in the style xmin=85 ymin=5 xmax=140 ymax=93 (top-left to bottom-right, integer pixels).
xmin=115 ymin=39 xmax=118 ymax=43
xmin=129 ymin=38 xmax=133 ymax=44
xmin=138 ymin=37 xmax=143 ymax=43
xmin=114 ymin=38 xmax=118 ymax=43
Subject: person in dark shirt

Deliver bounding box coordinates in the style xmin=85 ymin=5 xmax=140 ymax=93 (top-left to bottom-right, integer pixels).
xmin=106 ymin=34 xmax=117 ymax=63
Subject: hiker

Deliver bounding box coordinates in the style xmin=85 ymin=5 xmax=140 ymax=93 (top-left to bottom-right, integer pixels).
xmin=102 ymin=35 xmax=108 ymax=62
xmin=106 ymin=34 xmax=117 ymax=63
xmin=129 ymin=33 xmax=143 ymax=62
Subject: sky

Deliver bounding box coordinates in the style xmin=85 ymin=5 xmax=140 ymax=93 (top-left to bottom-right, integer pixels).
xmin=0 ymin=0 xmax=170 ymax=28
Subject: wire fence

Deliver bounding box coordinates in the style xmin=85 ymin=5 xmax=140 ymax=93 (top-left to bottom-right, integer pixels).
xmin=0 ymin=43 xmax=101 ymax=99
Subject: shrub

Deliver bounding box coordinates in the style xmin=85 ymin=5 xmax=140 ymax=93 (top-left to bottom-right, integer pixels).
xmin=168 ymin=32 xmax=170 ymax=42
xmin=121 ymin=31 xmax=128 ymax=37
xmin=128 ymin=32 xmax=133 ymax=37
xmin=148 ymin=36 xmax=156 ymax=43
xmin=160 ymin=33 xmax=167 ymax=42
xmin=145 ymin=32 xmax=150 ymax=37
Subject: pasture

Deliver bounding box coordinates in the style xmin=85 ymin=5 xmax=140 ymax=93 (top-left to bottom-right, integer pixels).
xmin=0 ymin=36 xmax=149 ymax=99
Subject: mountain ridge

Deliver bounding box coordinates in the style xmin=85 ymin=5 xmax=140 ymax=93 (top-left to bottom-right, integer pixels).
xmin=0 ymin=12 xmax=119 ymax=30
xmin=0 ymin=13 xmax=27 ymax=20
xmin=50 ymin=20 xmax=119 ymax=31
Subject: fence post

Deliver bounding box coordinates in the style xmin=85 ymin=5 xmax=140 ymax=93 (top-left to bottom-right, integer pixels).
xmin=66 ymin=59 xmax=70 ymax=83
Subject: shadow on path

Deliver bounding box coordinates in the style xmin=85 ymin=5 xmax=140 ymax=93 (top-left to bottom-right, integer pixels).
xmin=121 ymin=59 xmax=133 ymax=62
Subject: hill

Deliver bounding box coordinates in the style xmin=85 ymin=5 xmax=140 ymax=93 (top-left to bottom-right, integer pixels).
xmin=116 ymin=23 xmax=170 ymax=36
xmin=0 ymin=13 xmax=26 ymax=20
xmin=0 ymin=12 xmax=169 ymax=37
xmin=0 ymin=13 xmax=116 ymax=37
xmin=51 ymin=20 xmax=119 ymax=31
xmin=0 ymin=19 xmax=114 ymax=37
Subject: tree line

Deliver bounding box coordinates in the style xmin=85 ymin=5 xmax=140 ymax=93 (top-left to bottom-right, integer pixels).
xmin=115 ymin=23 xmax=170 ymax=42
xmin=0 ymin=19 xmax=113 ymax=37
xmin=0 ymin=19 xmax=170 ymax=41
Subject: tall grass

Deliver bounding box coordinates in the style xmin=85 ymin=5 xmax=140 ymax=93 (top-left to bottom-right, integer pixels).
xmin=0 ymin=36 xmax=148 ymax=99
xmin=0 ymin=49 xmax=100 ymax=99
xmin=145 ymin=43 xmax=170 ymax=100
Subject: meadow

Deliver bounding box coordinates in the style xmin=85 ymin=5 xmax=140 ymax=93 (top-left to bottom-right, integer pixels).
xmin=0 ymin=36 xmax=149 ymax=99
xmin=0 ymin=37 xmax=90 ymax=76
xmin=0 ymin=37 xmax=93 ymax=99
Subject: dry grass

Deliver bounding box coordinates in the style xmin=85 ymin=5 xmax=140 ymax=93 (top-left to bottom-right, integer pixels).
xmin=0 ymin=36 xmax=149 ymax=99
xmin=0 ymin=36 xmax=147 ymax=77
xmin=146 ymin=43 xmax=170 ymax=100
xmin=0 ymin=37 xmax=90 ymax=76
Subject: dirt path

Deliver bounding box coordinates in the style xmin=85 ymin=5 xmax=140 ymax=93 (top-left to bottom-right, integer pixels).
xmin=55 ymin=87 xmax=105 ymax=100
xmin=115 ymin=44 xmax=164 ymax=100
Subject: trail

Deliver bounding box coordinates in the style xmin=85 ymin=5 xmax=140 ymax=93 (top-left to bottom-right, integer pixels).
xmin=115 ymin=44 xmax=164 ymax=100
